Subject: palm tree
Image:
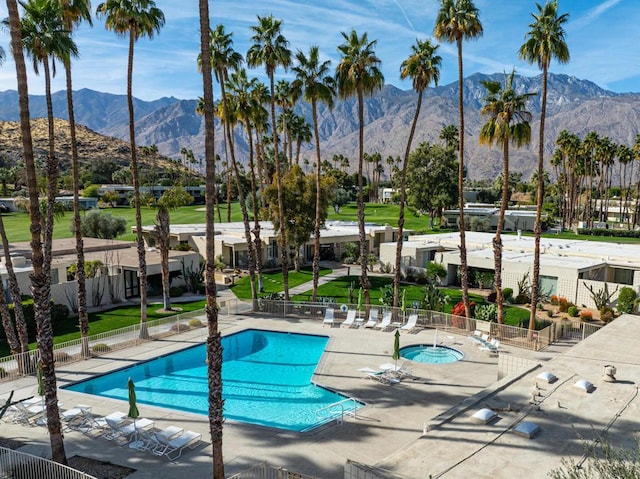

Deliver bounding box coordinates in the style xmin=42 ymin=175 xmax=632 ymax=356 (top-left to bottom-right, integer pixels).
xmin=394 ymin=38 xmax=441 ymax=309
xmin=204 ymin=25 xmax=258 ymax=306
xmin=5 ymin=0 xmax=67 ymax=464
xmin=519 ymin=0 xmax=569 ymax=333
xmin=197 ymin=0 xmax=224 ymax=476
xmin=479 ymin=70 xmax=535 ymax=324
xmin=292 ymin=45 xmax=335 ymax=302
xmin=434 ymin=0 xmax=483 ymax=318
xmin=20 ymin=0 xmax=78 ymax=285
xmin=58 ymin=0 xmax=93 ymax=358
xmin=247 ymin=15 xmax=292 ymax=299
xmin=439 ymin=124 xmax=459 ymax=151
xmin=227 ymin=69 xmax=266 ymax=294
xmin=336 ymin=30 xmax=384 ymax=309
xmin=96 ymin=0 xmax=165 ymax=337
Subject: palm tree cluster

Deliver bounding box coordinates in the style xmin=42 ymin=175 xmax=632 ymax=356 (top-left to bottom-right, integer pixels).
xmin=1 ymin=0 xmax=575 ymax=473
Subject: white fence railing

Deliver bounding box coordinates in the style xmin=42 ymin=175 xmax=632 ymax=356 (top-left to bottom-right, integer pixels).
xmin=228 ymin=462 xmax=317 ymax=479
xmin=255 ymin=299 xmax=603 ymax=351
xmin=0 ymin=298 xmax=241 ymax=382
xmin=0 ymin=446 xmax=97 ymax=479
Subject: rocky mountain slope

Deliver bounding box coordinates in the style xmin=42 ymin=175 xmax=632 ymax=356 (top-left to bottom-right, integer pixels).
xmin=1 ymin=73 xmax=638 ymax=180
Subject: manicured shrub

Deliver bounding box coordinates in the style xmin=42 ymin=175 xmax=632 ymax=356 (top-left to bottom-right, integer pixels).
xmin=567 ymin=305 xmax=579 ymax=317
xmin=475 ymin=304 xmax=498 ymax=322
xmin=169 ymin=286 xmax=185 ymax=298
xmin=486 ymin=291 xmax=497 ymax=303
xmin=514 ymin=293 xmax=530 ymax=305
xmin=502 ymin=288 xmax=513 ymax=302
xmin=579 ymin=310 xmax=593 ymax=321
xmin=188 ymin=319 xmax=204 ymax=328
xmin=599 ymin=306 xmax=615 ymax=323
xmin=616 ymin=287 xmax=639 ymax=314
xmin=92 ymin=343 xmax=111 ymax=353
xmin=170 ymin=323 xmax=190 ymax=332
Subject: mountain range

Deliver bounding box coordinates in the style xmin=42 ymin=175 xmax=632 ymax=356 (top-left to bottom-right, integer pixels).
xmin=1 ymin=72 xmax=639 ymax=180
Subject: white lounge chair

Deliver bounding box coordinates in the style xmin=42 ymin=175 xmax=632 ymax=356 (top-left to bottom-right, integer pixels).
xmin=341 ymin=310 xmax=357 ymax=328
xmin=61 ymin=404 xmax=92 ymax=431
xmin=400 ymin=313 xmax=419 ymax=332
xmin=92 ymin=411 xmax=128 ymax=439
xmin=380 ymin=362 xmax=413 ymax=379
xmin=480 ymin=339 xmax=500 ymax=354
xmin=375 ymin=312 xmax=392 ymax=330
xmin=363 ymin=309 xmax=379 ymax=328
xmin=359 ymin=367 xmax=399 ymax=385
xmin=113 ymin=418 xmax=155 ymax=443
xmin=152 ymin=430 xmax=202 ymax=461
xmin=323 ymin=308 xmax=335 ymax=327
xmin=129 ymin=425 xmax=183 ymax=452
xmin=9 ymin=400 xmax=45 ymax=425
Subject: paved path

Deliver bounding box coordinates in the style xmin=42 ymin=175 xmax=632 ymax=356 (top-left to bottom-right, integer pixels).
xmin=287 ymin=261 xmax=352 ymax=297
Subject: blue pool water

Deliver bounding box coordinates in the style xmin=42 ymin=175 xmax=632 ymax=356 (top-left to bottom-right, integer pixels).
xmin=65 ymin=329 xmax=359 ymax=432
xmin=400 ymin=344 xmax=464 ymax=364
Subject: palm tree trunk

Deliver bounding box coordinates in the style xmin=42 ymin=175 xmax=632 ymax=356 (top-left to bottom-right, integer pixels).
xmin=156 ymin=207 xmax=171 ymax=310
xmin=529 ymin=65 xmax=549 ymax=333
xmin=270 ymin=74 xmax=289 ymax=299
xmin=126 ymin=33 xmax=148 ymax=337
xmin=394 ymin=90 xmax=423 ymax=309
xmin=246 ymin=121 xmax=264 ymax=296
xmin=220 ymin=76 xmax=257 ymax=304
xmin=0 ymin=214 xmax=28 ymax=356
xmin=456 ymin=39 xmax=470 ymax=317
xmin=494 ymin=140 xmax=509 ymax=324
xmin=5 ymin=0 xmax=66 ymax=463
xmin=198 ymin=1 xmax=224 ymax=476
xmin=356 ymin=88 xmax=370 ymax=309
xmin=65 ymin=60 xmax=89 ymax=358
xmin=311 ymin=99 xmax=322 ymax=302
xmin=42 ymin=59 xmax=57 ymax=281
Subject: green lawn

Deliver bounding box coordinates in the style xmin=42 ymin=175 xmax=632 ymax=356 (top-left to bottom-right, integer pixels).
xmin=0 ymin=300 xmax=207 ymax=357
xmin=230 ymin=266 xmax=333 ymax=299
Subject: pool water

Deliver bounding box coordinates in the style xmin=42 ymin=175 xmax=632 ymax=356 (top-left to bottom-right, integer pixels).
xmin=400 ymin=345 xmax=464 ymax=364
xmin=65 ymin=329 xmax=360 ymax=432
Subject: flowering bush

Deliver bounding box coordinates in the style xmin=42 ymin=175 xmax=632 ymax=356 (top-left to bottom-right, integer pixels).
xmin=451 ymin=301 xmax=476 ymax=317
xmin=550 ymin=295 xmax=559 ymax=305
xmin=579 ymin=310 xmax=593 ymax=321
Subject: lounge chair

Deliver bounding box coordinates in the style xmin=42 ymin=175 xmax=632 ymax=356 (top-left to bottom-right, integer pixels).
xmin=468 ymin=330 xmax=484 ymax=344
xmin=341 ymin=310 xmax=357 ymax=328
xmin=400 ymin=314 xmax=418 ymax=332
xmin=359 ymin=367 xmax=400 ymax=386
xmin=152 ymin=429 xmax=202 ymax=461
xmin=112 ymin=418 xmax=155 ymax=444
xmin=323 ymin=308 xmax=335 ymax=327
xmin=375 ymin=312 xmax=392 ymax=330
xmin=86 ymin=411 xmax=128 ymax=438
xmin=61 ymin=404 xmax=92 ymax=431
xmin=380 ymin=362 xmax=413 ymax=379
xmin=9 ymin=400 xmax=45 ymax=425
xmin=363 ymin=309 xmax=379 ymax=328
xmin=480 ymin=339 xmax=500 ymax=354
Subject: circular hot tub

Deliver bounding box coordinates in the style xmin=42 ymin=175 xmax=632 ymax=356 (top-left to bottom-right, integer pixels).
xmin=400 ymin=344 xmax=464 ymax=364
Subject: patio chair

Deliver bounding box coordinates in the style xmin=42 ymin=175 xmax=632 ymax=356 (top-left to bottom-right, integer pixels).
xmin=323 ymin=308 xmax=335 ymax=327
xmin=359 ymin=367 xmax=400 ymax=386
xmin=9 ymin=400 xmax=45 ymax=425
xmin=341 ymin=310 xmax=357 ymax=328
xmin=380 ymin=362 xmax=413 ymax=379
xmin=151 ymin=429 xmax=202 ymax=461
xmin=112 ymin=418 xmax=155 ymax=444
xmin=60 ymin=404 xmax=92 ymax=431
xmin=480 ymin=339 xmax=500 ymax=355
xmin=468 ymin=330 xmax=484 ymax=344
xmin=400 ymin=314 xmax=419 ymax=332
xmin=363 ymin=309 xmax=379 ymax=328
xmin=374 ymin=312 xmax=393 ymax=330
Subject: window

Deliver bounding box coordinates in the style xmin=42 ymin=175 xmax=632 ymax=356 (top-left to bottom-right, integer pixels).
xmin=612 ymin=268 xmax=634 ymax=285
xmin=50 ymin=269 xmax=59 ymax=285
xmin=539 ymin=275 xmax=557 ymax=297
xmin=124 ymin=269 xmax=139 ymax=298
xmin=267 ymin=240 xmax=277 ymax=260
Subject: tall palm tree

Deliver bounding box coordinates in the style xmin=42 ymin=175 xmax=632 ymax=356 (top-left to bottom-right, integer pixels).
xmin=519 ymin=0 xmax=569 ymax=332
xmin=439 ymin=124 xmax=459 ymax=151
xmin=292 ymin=45 xmax=335 ymax=302
xmin=479 ymin=70 xmax=535 ymax=324
xmin=394 ymin=38 xmax=441 ymax=309
xmin=197 ymin=0 xmax=224 ymax=476
xmin=336 ymin=30 xmax=384 ymax=309
xmin=96 ymin=0 xmax=165 ymax=336
xmin=247 ymin=15 xmax=292 ymax=299
xmin=58 ymin=0 xmax=93 ymax=358
xmin=617 ymin=144 xmax=634 ymax=228
xmin=20 ymin=0 xmax=78 ymax=284
xmin=205 ymin=25 xmax=258 ymax=306
xmin=5 ymin=0 xmax=67 ymax=464
xmin=434 ymin=0 xmax=483 ymax=318
xmin=227 ymin=69 xmax=266 ymax=294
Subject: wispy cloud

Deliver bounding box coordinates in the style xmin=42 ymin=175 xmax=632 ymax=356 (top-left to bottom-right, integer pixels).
xmin=569 ymin=0 xmax=622 ymax=31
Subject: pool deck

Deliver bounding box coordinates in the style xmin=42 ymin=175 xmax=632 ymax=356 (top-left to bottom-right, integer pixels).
xmin=2 ymin=305 xmax=639 ymax=479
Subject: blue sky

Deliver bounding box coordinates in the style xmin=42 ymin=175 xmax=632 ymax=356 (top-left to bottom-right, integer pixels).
xmin=0 ymin=0 xmax=638 ymax=101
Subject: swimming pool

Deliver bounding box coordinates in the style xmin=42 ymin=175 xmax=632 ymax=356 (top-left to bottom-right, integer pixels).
xmin=64 ymin=329 xmax=360 ymax=432
xmin=400 ymin=345 xmax=464 ymax=364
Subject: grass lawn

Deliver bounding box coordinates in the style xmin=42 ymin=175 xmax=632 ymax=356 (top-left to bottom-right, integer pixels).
xmin=0 ymin=300 xmax=206 ymax=357
xmin=230 ymin=266 xmax=333 ymax=299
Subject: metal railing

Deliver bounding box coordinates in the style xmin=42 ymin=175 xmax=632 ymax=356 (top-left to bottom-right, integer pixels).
xmin=255 ymin=299 xmax=603 ymax=351
xmin=228 ymin=462 xmax=317 ymax=479
xmin=0 ymin=446 xmax=97 ymax=479
xmin=0 ymin=298 xmax=241 ymax=382
xmin=314 ymin=397 xmax=358 ymax=425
